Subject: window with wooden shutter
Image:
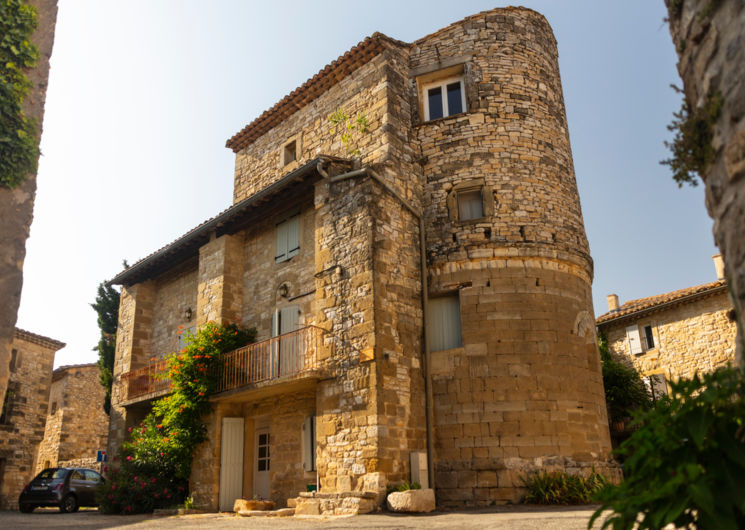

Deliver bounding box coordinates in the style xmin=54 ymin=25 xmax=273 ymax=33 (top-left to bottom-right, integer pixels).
xmin=626 ymin=325 xmax=642 ymax=355
xmin=458 ymin=189 xmax=484 ymax=220
xmin=302 ymin=415 xmax=316 ymax=472
xmin=275 ymin=215 xmax=300 ymax=263
xmin=428 ymin=295 xmax=463 ymax=352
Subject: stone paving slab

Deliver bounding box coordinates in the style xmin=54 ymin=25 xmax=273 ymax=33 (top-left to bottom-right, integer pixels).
xmin=0 ymin=505 xmax=610 ymax=529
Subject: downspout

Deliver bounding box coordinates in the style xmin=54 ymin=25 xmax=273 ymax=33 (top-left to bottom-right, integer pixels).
xmin=328 ymin=166 xmax=435 ymax=490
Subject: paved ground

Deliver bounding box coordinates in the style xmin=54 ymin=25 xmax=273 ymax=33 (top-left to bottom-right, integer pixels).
xmin=0 ymin=505 xmax=609 ymax=529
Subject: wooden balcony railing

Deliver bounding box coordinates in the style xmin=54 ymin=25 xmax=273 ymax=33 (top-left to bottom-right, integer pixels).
xmin=215 ymin=325 xmax=328 ymax=394
xmin=120 ymin=326 xmax=328 ymax=403
xmin=121 ymin=359 xmax=170 ymax=402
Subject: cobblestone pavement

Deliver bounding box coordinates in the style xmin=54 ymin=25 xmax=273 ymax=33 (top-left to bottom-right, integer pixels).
xmin=0 ymin=505 xmax=608 ymax=529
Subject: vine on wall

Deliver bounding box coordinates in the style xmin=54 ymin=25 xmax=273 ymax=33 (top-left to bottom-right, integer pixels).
xmin=0 ymin=0 xmax=41 ymax=189
xmin=97 ymin=322 xmax=255 ymax=513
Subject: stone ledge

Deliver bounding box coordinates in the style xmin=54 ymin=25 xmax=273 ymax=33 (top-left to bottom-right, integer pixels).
xmin=386 ymin=489 xmax=436 ymax=513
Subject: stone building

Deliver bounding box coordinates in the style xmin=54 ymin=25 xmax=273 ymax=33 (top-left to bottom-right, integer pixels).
xmin=596 ymin=255 xmax=737 ymax=397
xmin=0 ymin=328 xmax=64 ymax=510
xmin=107 ymin=8 xmax=616 ymax=513
xmin=36 ymin=363 xmax=109 ymax=473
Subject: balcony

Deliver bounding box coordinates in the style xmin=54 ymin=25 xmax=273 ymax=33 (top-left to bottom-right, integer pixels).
xmin=120 ymin=326 xmax=329 ymax=405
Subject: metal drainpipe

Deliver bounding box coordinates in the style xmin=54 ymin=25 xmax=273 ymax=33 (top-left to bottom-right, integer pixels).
xmin=327 ymin=166 xmax=435 ymax=490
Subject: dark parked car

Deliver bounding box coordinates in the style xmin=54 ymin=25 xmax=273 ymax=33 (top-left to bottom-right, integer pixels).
xmin=18 ymin=467 xmax=105 ymax=513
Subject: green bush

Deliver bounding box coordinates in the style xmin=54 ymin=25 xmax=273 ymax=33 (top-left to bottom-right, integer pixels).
xmin=386 ymin=481 xmax=421 ymax=494
xmin=97 ymin=322 xmax=255 ymax=513
xmin=599 ymin=335 xmax=652 ymax=424
xmin=591 ymin=366 xmax=745 ymax=529
xmin=521 ymin=470 xmax=609 ymax=505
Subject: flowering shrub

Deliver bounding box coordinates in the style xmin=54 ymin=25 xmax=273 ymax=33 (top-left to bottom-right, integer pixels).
xmin=97 ymin=322 xmax=255 ymax=513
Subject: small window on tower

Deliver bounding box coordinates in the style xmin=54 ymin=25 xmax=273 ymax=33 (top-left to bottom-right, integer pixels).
xmin=458 ymin=189 xmax=484 ymax=221
xmin=423 ymin=76 xmax=466 ymax=121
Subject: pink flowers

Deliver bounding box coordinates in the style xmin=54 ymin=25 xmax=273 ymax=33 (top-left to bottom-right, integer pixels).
xmin=151 ymin=477 xmax=157 ymax=483
xmin=126 ymin=456 xmax=133 ymax=461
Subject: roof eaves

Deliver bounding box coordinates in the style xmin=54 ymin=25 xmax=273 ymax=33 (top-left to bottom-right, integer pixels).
xmin=596 ymin=281 xmax=728 ymax=326
xmin=225 ymin=33 xmax=406 ymax=153
xmin=108 ymin=156 xmax=349 ymax=287
xmin=14 ymin=328 xmax=66 ymax=351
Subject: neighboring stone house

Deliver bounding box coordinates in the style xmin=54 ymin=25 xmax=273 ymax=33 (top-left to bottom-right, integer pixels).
xmin=596 ymin=255 xmax=737 ymax=398
xmin=36 ymin=363 xmax=109 ymax=474
xmin=0 ymin=328 xmax=64 ymax=510
xmin=107 ymin=8 xmax=616 ymax=513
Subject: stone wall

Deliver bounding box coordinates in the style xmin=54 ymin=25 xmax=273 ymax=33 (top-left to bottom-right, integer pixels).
xmin=36 ymin=364 xmax=109 ymax=473
xmin=151 ymin=259 xmax=198 ymax=358
xmin=666 ymin=0 xmax=745 ymax=364
xmin=602 ymin=291 xmax=736 ymax=383
xmin=0 ymin=330 xmax=62 ymax=510
xmin=0 ymin=0 xmax=57 ymax=418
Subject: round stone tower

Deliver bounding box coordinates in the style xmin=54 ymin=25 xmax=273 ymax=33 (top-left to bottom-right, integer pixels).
xmin=410 ymin=8 xmax=617 ymax=506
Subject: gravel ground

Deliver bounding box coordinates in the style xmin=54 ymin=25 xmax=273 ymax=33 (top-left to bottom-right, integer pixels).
xmin=0 ymin=505 xmax=609 ymax=529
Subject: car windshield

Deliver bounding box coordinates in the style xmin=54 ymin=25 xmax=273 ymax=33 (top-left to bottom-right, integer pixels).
xmin=36 ymin=468 xmax=67 ymax=480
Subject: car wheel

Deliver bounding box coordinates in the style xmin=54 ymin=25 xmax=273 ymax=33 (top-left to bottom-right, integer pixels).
xmin=19 ymin=504 xmax=34 ymax=513
xmin=60 ymin=494 xmax=78 ymax=513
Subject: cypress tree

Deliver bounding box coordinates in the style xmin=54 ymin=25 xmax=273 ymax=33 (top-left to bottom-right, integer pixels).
xmin=91 ymin=282 xmax=120 ymax=414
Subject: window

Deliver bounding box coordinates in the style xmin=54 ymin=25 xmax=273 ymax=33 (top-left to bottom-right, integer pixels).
xmin=0 ymin=387 xmax=15 ymax=424
xmin=9 ymin=349 xmax=17 ymax=372
xmin=423 ymin=76 xmax=465 ymax=121
xmin=302 ymin=415 xmax=316 ymax=472
xmin=275 ymin=215 xmax=300 ymax=263
xmin=428 ymin=295 xmax=462 ymax=352
xmin=644 ymin=374 xmax=668 ymax=402
xmin=625 ymin=325 xmax=643 ymax=355
xmin=282 ymin=140 xmax=297 ymax=166
xmin=178 ymin=326 xmax=196 ymax=351
xmin=457 ymin=189 xmax=484 ymax=220
xmin=643 ymin=325 xmax=655 ymax=349
xmin=446 ymin=180 xmax=493 ymax=223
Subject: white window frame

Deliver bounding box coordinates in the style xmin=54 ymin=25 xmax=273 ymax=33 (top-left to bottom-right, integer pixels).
xmin=423 ymin=75 xmax=466 ymax=121
xmin=275 ymin=214 xmax=300 ymax=263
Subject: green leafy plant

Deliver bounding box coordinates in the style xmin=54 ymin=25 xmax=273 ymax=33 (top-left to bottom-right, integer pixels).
xmin=386 ymin=481 xmax=422 ymax=495
xmin=590 ymin=366 xmax=745 ymax=529
xmin=599 ymin=334 xmax=652 ymax=424
xmin=91 ymin=282 xmax=120 ymax=414
xmin=328 ymin=108 xmax=369 ymax=156
xmin=0 ymin=0 xmax=41 ymax=188
xmin=97 ymin=322 xmax=255 ymax=513
xmin=183 ymin=495 xmax=194 ymax=510
xmin=521 ymin=470 xmax=608 ymax=505
xmin=661 ymin=86 xmax=723 ymax=187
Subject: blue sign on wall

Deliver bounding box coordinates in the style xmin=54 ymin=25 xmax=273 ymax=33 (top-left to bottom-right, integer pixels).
xmin=97 ymin=450 xmax=107 ymax=462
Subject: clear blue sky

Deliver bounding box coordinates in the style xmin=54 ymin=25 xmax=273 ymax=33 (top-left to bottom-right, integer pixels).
xmin=18 ymin=0 xmax=718 ymax=368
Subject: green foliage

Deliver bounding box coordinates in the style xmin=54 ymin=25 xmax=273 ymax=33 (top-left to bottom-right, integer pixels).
xmin=591 ymin=366 xmax=745 ymax=530
xmin=0 ymin=0 xmax=41 ymax=188
xmin=599 ymin=335 xmax=652 ymax=423
xmin=97 ymin=322 xmax=256 ymax=513
xmin=328 ymin=108 xmax=369 ymax=156
xmin=91 ymin=282 xmax=120 ymax=414
xmin=661 ymin=86 xmax=723 ymax=187
xmin=522 ymin=470 xmax=609 ymax=505
xmin=386 ymin=481 xmax=422 ymax=494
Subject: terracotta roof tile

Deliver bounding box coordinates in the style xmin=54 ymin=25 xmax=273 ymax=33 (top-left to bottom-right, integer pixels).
xmin=225 ymin=33 xmax=406 ymax=153
xmin=596 ymin=280 xmax=727 ymax=324
xmin=14 ymin=328 xmax=66 ymax=350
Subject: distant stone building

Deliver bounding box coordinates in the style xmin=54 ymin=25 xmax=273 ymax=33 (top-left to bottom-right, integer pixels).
xmin=36 ymin=363 xmax=109 ymax=473
xmin=0 ymin=328 xmax=64 ymax=510
xmin=108 ymin=7 xmax=616 ymax=513
xmin=596 ymin=255 xmax=737 ymax=397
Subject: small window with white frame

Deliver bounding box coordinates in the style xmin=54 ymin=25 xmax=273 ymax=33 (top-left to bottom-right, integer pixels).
xmin=423 ymin=76 xmax=466 ymax=121
xmin=428 ymin=294 xmax=463 ymax=352
xmin=642 ymin=324 xmax=655 ymax=350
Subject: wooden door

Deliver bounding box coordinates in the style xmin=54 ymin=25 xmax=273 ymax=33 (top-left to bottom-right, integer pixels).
xmin=254 ymin=428 xmax=271 ymax=500
xmin=219 ymin=417 xmax=244 ymax=512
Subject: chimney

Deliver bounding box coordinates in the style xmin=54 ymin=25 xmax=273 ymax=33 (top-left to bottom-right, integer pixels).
xmin=713 ymin=254 xmax=725 ymax=281
xmin=607 ymin=294 xmax=620 ymax=313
